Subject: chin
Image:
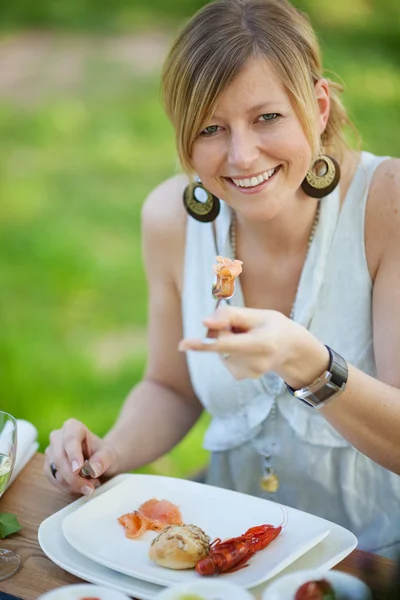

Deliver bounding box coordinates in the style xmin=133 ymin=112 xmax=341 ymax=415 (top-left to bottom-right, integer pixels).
xmin=241 ymin=205 xmax=283 ymax=222
xmin=218 ymin=179 xmax=288 ymax=221
xmin=226 ymin=194 xmax=285 ymax=222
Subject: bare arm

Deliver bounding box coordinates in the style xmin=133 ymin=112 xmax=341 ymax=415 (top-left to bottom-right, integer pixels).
xmin=44 ymin=175 xmax=202 ymax=494
xmin=104 ymin=174 xmax=202 ymax=475
xmin=317 ymin=158 xmax=400 ymax=472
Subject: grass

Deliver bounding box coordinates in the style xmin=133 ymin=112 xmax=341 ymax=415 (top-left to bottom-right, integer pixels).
xmin=1 ymin=0 xmax=400 ymax=478
xmin=0 ymin=70 xmax=211 ymax=477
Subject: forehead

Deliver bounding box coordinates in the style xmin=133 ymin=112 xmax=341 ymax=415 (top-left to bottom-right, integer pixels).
xmin=213 ymin=56 xmax=290 ymax=117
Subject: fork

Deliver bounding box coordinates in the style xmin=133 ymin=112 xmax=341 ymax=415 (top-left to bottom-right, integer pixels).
xmin=80 ymin=459 xmax=96 ymax=479
xmin=205 ymin=286 xmax=235 ymax=340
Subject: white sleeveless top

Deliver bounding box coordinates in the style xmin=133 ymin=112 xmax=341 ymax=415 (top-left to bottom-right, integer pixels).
xmin=182 ymin=152 xmax=400 ymax=558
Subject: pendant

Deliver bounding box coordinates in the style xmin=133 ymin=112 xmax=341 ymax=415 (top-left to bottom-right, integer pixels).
xmin=260 ymin=466 xmax=279 ymax=493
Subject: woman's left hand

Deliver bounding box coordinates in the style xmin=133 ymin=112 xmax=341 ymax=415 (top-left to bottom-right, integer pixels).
xmin=178 ymin=305 xmax=329 ymax=388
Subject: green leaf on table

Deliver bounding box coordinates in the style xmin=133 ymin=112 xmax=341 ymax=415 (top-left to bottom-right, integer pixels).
xmin=0 ymin=513 xmax=22 ymax=539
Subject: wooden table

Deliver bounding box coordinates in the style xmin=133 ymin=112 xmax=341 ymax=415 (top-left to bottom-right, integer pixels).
xmin=0 ymin=454 xmax=396 ymax=599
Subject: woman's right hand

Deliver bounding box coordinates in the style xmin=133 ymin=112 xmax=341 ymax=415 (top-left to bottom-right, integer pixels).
xmin=43 ymin=419 xmax=119 ymax=496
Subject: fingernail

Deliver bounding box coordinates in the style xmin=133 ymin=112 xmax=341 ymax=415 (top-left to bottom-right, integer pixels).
xmin=82 ymin=485 xmax=94 ymax=496
xmin=71 ymin=460 xmax=80 ymax=473
xmin=90 ymin=461 xmax=102 ymax=478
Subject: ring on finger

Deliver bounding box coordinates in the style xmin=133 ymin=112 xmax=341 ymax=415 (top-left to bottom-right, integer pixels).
xmin=50 ymin=462 xmax=58 ymax=479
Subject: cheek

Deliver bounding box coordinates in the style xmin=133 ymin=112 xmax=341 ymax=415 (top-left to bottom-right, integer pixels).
xmin=290 ymin=127 xmax=313 ymax=171
xmin=282 ymin=137 xmax=313 ymax=183
xmin=294 ymin=149 xmax=312 ymax=173
xmin=191 ymin=143 xmax=226 ymax=195
xmin=192 ymin=135 xmax=227 ymax=177
xmin=265 ymin=120 xmax=312 ymax=169
xmin=191 ymin=142 xmax=219 ymax=176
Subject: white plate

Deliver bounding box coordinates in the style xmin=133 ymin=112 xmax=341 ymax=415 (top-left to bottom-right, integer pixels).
xmin=261 ymin=568 xmax=372 ymax=600
xmin=38 ymin=475 xmax=358 ymax=600
xmin=61 ymin=474 xmax=331 ymax=588
xmin=38 ymin=583 xmax=132 ymax=600
xmin=155 ymin=580 xmax=254 ymax=600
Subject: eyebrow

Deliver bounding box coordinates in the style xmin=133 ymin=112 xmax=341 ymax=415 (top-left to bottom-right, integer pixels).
xmin=212 ymin=101 xmax=286 ymax=120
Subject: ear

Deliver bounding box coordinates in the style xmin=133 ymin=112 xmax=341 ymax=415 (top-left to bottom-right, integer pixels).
xmin=314 ymin=78 xmax=330 ymax=135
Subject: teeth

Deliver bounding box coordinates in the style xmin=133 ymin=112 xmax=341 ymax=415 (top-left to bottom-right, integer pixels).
xmin=231 ymin=168 xmax=276 ymax=188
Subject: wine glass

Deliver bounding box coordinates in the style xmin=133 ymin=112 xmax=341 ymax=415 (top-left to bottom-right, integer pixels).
xmin=0 ymin=411 xmax=22 ymax=580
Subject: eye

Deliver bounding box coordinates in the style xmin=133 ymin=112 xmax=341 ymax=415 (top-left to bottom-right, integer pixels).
xmin=258 ymin=113 xmax=279 ymax=122
xmin=199 ymin=125 xmax=221 ymax=137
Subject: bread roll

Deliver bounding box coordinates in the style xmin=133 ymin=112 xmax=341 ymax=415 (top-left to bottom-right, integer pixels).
xmin=148 ymin=524 xmax=211 ymax=570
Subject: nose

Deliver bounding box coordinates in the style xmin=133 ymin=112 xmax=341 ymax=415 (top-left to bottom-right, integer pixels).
xmin=227 ymin=129 xmax=260 ymax=172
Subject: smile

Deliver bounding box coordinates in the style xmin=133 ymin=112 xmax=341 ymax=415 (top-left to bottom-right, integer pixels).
xmin=225 ymin=166 xmax=281 ymax=192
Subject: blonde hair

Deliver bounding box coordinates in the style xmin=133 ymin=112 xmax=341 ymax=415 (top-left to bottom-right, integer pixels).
xmin=162 ymin=0 xmax=355 ymax=174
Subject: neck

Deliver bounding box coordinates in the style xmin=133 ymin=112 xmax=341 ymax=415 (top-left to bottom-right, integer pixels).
xmin=234 ymin=194 xmax=320 ymax=259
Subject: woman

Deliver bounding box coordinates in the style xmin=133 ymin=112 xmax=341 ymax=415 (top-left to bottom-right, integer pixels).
xmin=44 ymin=0 xmax=400 ymax=557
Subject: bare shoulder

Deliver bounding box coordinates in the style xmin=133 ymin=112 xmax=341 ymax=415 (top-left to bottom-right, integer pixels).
xmin=369 ymin=157 xmax=400 ymax=200
xmin=141 ymin=173 xmax=190 ymax=289
xmin=365 ymin=158 xmax=400 ymax=279
xmin=142 ymin=173 xmax=189 ymax=237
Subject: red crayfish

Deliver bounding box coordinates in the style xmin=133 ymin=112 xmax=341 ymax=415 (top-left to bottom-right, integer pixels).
xmin=195 ymin=523 xmax=283 ymax=575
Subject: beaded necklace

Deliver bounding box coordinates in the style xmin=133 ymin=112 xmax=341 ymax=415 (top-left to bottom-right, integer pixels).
xmin=228 ymin=204 xmax=320 ymax=493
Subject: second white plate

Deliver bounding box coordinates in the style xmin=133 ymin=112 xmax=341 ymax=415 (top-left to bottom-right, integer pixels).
xmin=61 ymin=474 xmax=331 ymax=588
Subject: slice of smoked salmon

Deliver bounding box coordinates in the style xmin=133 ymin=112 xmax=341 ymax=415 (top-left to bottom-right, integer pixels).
xmin=118 ymin=498 xmax=183 ymax=540
xmin=138 ymin=498 xmax=183 ymax=525
xmin=118 ymin=511 xmax=151 ymax=539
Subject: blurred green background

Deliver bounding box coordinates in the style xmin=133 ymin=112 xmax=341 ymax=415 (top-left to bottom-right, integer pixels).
xmin=1 ymin=0 xmax=399 ymax=478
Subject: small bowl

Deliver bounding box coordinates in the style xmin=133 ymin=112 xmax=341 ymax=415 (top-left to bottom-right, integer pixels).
xmin=262 ymin=569 xmax=373 ymax=600
xmin=37 ymin=583 xmax=131 ymax=600
xmin=155 ymin=579 xmax=254 ymax=600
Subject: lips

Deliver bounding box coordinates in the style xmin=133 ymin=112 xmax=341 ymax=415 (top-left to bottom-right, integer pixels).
xmin=226 ymin=165 xmax=281 ymax=191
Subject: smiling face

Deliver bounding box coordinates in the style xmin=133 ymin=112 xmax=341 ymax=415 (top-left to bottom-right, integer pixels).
xmin=191 ymin=57 xmax=316 ymax=222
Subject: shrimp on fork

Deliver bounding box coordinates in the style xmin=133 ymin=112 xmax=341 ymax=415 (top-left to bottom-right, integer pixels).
xmin=205 ymin=255 xmax=243 ymax=339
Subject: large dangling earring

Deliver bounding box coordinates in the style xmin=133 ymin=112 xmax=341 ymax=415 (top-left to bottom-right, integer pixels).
xmin=183 ymin=180 xmax=220 ymax=223
xmin=301 ymin=155 xmax=340 ymax=199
